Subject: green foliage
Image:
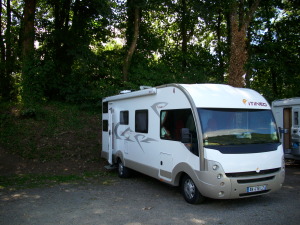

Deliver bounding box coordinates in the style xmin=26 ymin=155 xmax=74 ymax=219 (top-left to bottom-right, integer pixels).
xmin=0 ymin=0 xmax=299 ymax=105
xmin=248 ymin=0 xmax=300 ymax=101
xmin=21 ymin=57 xmax=45 ymax=105
xmin=0 ymin=174 xmax=83 ymax=190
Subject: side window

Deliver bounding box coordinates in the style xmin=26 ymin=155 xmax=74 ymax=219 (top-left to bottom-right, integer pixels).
xmin=103 ymin=120 xmax=108 ymax=131
xmin=120 ymin=111 xmax=129 ymax=125
xmin=160 ymin=109 xmax=195 ymax=140
xmin=135 ymin=110 xmax=148 ymax=133
xmin=160 ymin=109 xmax=198 ymax=155
xmin=103 ymin=102 xmax=108 ymax=113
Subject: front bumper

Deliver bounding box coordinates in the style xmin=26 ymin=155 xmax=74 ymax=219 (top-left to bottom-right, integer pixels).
xmin=194 ymin=161 xmax=285 ymax=199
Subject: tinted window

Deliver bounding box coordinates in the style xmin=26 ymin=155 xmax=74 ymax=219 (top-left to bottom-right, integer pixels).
xmin=103 ymin=102 xmax=108 ymax=113
xmin=295 ymin=111 xmax=299 ymax=126
xmin=103 ymin=120 xmax=108 ymax=131
xmin=160 ymin=109 xmax=195 ymax=141
xmin=120 ymin=111 xmax=129 ymax=125
xmin=135 ymin=110 xmax=148 ymax=133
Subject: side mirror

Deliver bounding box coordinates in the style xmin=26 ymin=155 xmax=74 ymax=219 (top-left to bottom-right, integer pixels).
xmin=181 ymin=128 xmax=192 ymax=143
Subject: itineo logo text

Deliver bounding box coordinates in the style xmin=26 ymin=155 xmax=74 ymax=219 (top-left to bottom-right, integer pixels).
xmin=243 ymin=99 xmax=268 ymax=107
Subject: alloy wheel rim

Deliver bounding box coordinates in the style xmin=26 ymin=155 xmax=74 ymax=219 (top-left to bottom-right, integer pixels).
xmin=184 ymin=179 xmax=195 ymax=199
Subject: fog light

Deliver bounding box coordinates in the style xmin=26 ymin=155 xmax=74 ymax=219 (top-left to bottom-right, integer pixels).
xmin=218 ymin=191 xmax=224 ymax=197
xmin=212 ymin=165 xmax=219 ymax=170
xmin=217 ymin=174 xmax=223 ymax=179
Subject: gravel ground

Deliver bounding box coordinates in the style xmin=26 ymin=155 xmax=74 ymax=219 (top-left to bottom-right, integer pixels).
xmin=0 ymin=166 xmax=299 ymax=225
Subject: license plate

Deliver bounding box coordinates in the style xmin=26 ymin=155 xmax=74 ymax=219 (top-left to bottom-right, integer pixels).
xmin=247 ymin=185 xmax=267 ymax=193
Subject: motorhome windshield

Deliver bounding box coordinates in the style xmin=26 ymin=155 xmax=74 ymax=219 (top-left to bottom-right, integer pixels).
xmin=198 ymin=108 xmax=279 ymax=146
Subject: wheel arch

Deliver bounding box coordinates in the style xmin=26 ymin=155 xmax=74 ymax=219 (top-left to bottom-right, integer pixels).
xmin=114 ymin=150 xmax=124 ymax=165
xmin=172 ymin=162 xmax=200 ymax=188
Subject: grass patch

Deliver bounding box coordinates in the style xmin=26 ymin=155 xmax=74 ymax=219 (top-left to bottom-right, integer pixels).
xmin=0 ymin=174 xmax=83 ymax=190
xmin=0 ymin=171 xmax=117 ymax=190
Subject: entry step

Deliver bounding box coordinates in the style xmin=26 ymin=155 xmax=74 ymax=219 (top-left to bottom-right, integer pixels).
xmin=104 ymin=164 xmax=117 ymax=170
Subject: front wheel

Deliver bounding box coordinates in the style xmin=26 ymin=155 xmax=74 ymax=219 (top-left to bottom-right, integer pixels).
xmin=117 ymin=159 xmax=131 ymax=178
xmin=181 ymin=174 xmax=205 ymax=204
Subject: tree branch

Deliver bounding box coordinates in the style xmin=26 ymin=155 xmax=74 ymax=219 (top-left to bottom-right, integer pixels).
xmin=244 ymin=0 xmax=260 ymax=29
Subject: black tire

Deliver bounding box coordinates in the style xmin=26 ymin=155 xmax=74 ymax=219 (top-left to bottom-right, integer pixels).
xmin=117 ymin=159 xmax=131 ymax=178
xmin=181 ymin=174 xmax=205 ymax=204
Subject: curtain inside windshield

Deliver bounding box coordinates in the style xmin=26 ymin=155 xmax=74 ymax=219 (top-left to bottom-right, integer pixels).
xmin=198 ymin=108 xmax=279 ymax=146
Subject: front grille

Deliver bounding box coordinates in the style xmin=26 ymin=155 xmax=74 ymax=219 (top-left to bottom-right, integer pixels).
xmin=237 ymin=176 xmax=275 ymax=184
xmin=240 ymin=190 xmax=270 ymax=197
xmin=226 ymin=168 xmax=281 ymax=178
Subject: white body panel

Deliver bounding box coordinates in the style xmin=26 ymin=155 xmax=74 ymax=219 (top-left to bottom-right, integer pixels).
xmin=102 ymin=84 xmax=285 ymax=200
xmin=181 ymin=84 xmax=270 ymax=109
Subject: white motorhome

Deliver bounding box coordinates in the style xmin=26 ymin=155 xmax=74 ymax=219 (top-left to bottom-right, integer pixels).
xmin=272 ymin=98 xmax=300 ymax=161
xmin=102 ymin=84 xmax=285 ymax=204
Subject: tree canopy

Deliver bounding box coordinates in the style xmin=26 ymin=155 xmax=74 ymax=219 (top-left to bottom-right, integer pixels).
xmin=0 ymin=0 xmax=299 ymax=104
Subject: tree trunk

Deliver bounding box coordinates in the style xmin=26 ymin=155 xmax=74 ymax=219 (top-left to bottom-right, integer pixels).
xmin=228 ymin=0 xmax=260 ymax=87
xmin=245 ymin=24 xmax=252 ymax=88
xmin=123 ymin=4 xmax=140 ymax=82
xmin=216 ymin=9 xmax=224 ymax=83
xmin=181 ymin=0 xmax=188 ymax=72
xmin=22 ymin=0 xmax=36 ymax=60
xmin=21 ymin=0 xmax=37 ymax=103
xmin=228 ymin=9 xmax=247 ymax=87
xmin=0 ymin=0 xmax=5 ymax=62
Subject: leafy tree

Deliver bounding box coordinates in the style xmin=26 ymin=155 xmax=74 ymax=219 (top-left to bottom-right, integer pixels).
xmin=0 ymin=0 xmax=13 ymax=100
xmin=34 ymin=0 xmax=112 ymax=102
xmin=249 ymin=0 xmax=300 ymax=101
xmin=0 ymin=0 xmax=23 ymax=101
xmin=0 ymin=0 xmax=299 ymax=104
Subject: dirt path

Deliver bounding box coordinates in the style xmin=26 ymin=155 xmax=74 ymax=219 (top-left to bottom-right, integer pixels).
xmin=1 ymin=165 xmax=299 ymax=225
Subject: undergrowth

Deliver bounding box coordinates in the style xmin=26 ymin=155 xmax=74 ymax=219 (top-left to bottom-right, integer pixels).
xmin=0 ymin=101 xmax=101 ymax=162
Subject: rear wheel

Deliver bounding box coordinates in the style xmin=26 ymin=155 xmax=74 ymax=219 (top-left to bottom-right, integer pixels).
xmin=181 ymin=174 xmax=205 ymax=204
xmin=117 ymin=159 xmax=131 ymax=178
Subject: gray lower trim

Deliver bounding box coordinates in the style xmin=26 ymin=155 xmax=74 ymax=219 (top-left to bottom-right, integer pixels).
xmin=124 ymin=158 xmax=159 ymax=180
xmin=160 ymin=170 xmax=172 ymax=179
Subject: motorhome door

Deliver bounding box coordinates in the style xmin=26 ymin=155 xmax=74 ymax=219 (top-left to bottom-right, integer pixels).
xmin=283 ymin=108 xmax=292 ymax=151
xmin=108 ymin=105 xmax=114 ymax=164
